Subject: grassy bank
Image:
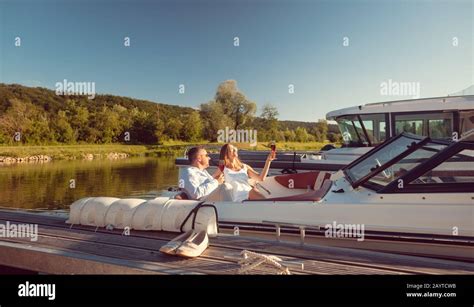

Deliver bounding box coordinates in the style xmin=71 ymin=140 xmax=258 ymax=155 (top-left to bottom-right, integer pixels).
xmin=0 ymin=144 xmax=186 ymax=160
xmin=0 ymin=141 xmax=335 ymax=160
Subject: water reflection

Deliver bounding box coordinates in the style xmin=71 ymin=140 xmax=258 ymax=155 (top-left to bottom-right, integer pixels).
xmin=0 ymin=157 xmax=179 ymax=210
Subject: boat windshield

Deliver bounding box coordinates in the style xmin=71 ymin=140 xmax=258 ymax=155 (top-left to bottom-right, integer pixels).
xmin=366 ymin=142 xmax=448 ymax=187
xmin=344 ymin=131 xmax=474 ymax=192
xmin=345 ymin=134 xmax=425 ymax=185
xmin=412 ymin=149 xmax=474 ymax=185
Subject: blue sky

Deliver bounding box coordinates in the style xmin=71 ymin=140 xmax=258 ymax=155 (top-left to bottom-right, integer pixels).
xmin=1 ymin=0 xmax=472 ymax=121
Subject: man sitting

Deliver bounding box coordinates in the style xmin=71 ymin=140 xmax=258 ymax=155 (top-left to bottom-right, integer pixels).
xmin=179 ymin=146 xmax=231 ymax=201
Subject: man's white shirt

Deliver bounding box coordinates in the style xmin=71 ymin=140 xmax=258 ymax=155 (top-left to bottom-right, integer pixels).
xmin=180 ymin=166 xmax=219 ymax=199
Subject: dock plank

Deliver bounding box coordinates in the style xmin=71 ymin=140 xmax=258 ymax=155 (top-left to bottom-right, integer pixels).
xmin=0 ymin=240 xmax=198 ymax=275
xmin=0 ymin=210 xmax=473 ymax=275
xmin=0 ymin=216 xmax=291 ymax=275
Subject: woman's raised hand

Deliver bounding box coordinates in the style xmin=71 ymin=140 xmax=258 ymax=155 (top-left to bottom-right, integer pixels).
xmin=266 ymin=151 xmax=276 ymax=162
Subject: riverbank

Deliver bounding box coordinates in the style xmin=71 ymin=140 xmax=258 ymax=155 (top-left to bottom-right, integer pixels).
xmin=0 ymin=141 xmax=333 ymax=163
xmin=0 ymin=143 xmax=185 ymax=162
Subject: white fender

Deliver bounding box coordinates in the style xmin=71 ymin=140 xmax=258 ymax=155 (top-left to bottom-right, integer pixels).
xmin=80 ymin=197 xmax=120 ymax=227
xmin=67 ymin=196 xmax=219 ymax=235
xmin=66 ymin=197 xmax=94 ymax=224
xmin=104 ymin=198 xmax=147 ymax=229
xmin=131 ymin=197 xmax=169 ymax=230
xmin=193 ymin=207 xmax=218 ymax=236
xmin=161 ymin=199 xmax=201 ymax=232
xmin=161 ymin=200 xmax=218 ymax=235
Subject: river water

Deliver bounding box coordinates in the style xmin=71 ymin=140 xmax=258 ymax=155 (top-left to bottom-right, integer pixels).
xmin=0 ymin=157 xmax=179 ymax=210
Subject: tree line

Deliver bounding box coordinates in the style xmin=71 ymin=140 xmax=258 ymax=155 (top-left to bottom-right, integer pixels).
xmin=0 ymin=81 xmax=341 ymax=145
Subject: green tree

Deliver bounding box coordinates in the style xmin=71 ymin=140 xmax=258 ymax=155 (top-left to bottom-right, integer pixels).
xmin=25 ymin=114 xmax=52 ymax=144
xmin=181 ymin=112 xmax=203 ymax=141
xmin=129 ymin=108 xmax=161 ymax=144
xmin=199 ymin=100 xmax=233 ymax=141
xmin=54 ymin=110 xmax=75 ymax=143
xmin=261 ymin=104 xmax=279 ymax=122
xmin=314 ymin=119 xmax=329 ymax=142
xmin=284 ymin=128 xmax=296 ymax=142
xmin=260 ymin=103 xmax=280 ymax=141
xmin=214 ymin=80 xmax=256 ymax=130
xmin=0 ymin=98 xmax=54 ymax=144
xmin=295 ymin=127 xmax=309 ymax=142
xmin=92 ymin=106 xmax=122 ymax=143
xmin=165 ymin=117 xmax=184 ymax=140
xmin=0 ymin=99 xmax=31 ymax=143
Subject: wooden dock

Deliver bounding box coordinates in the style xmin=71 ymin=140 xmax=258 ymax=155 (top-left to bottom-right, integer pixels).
xmin=0 ymin=209 xmax=473 ymax=275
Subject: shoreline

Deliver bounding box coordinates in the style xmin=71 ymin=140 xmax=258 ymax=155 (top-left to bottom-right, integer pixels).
xmin=0 ymin=141 xmax=332 ymax=164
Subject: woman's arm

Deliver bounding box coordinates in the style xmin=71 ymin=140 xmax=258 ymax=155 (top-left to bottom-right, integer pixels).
xmin=212 ymin=167 xmax=222 ymax=179
xmin=247 ymin=152 xmax=275 ymax=182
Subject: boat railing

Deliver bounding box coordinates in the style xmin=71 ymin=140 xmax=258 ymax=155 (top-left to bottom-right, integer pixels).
xmin=262 ymin=220 xmax=322 ymax=245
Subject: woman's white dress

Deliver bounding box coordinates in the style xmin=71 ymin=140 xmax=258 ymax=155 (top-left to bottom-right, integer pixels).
xmin=223 ymin=165 xmax=252 ymax=202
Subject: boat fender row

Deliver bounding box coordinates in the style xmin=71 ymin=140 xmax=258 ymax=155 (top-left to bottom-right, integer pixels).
xmin=66 ymin=197 xmax=219 ymax=236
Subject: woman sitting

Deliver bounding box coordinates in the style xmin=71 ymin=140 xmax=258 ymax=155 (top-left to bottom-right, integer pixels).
xmin=220 ymin=143 xmax=275 ymax=201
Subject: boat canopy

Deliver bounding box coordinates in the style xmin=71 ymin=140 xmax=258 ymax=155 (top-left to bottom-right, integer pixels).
xmin=326 ymin=95 xmax=474 ymax=147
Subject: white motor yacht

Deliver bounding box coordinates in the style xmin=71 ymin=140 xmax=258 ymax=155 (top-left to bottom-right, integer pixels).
xmin=69 ymin=131 xmax=474 ymax=261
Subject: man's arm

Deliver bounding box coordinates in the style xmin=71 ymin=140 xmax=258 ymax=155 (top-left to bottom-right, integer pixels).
xmin=180 ymin=168 xmax=219 ymax=199
xmin=189 ymin=177 xmax=219 ymax=199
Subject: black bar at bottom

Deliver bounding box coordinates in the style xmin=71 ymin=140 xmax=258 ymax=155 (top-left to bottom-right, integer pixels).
xmin=0 ymin=275 xmax=472 ymax=306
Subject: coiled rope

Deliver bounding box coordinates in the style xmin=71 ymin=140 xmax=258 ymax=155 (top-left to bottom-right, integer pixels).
xmin=238 ymin=250 xmax=291 ymax=275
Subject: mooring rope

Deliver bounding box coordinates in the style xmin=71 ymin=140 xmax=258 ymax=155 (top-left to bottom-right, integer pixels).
xmin=237 ymin=250 xmax=291 ymax=275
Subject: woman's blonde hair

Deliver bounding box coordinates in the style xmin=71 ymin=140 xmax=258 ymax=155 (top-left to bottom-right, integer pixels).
xmin=220 ymin=144 xmax=244 ymax=170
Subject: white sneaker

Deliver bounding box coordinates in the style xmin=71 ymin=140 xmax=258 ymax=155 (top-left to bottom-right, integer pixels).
xmin=175 ymin=230 xmax=209 ymax=258
xmin=159 ymin=230 xmax=196 ymax=255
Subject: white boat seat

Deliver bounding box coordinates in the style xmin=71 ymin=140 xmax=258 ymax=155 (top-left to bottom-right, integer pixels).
xmin=174 ymin=184 xmax=234 ymax=202
xmin=273 ymin=171 xmax=331 ymax=190
xmin=248 ymin=179 xmax=332 ymax=202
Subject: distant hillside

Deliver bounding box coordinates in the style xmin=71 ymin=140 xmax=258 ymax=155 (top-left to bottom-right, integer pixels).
xmin=0 ymin=83 xmax=196 ymax=117
xmin=0 ymin=83 xmax=340 ymax=145
xmin=0 ymin=83 xmax=198 ymax=144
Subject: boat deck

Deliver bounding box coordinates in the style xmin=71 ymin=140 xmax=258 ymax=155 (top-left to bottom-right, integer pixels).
xmin=0 ymin=210 xmax=473 ymax=275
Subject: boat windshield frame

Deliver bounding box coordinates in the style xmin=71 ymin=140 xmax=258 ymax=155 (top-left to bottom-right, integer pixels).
xmin=379 ymin=139 xmax=474 ymax=193
xmin=342 ymin=132 xmax=471 ymax=192
xmin=343 ymin=133 xmax=426 ymax=188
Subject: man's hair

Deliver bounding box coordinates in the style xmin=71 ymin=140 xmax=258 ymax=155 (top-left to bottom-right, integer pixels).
xmin=187 ymin=146 xmax=205 ymax=163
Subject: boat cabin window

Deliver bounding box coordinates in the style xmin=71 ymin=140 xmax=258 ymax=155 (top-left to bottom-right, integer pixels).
xmin=411 ymin=149 xmax=474 ymax=184
xmin=396 ymin=118 xmax=423 ymax=135
xmin=394 ymin=112 xmax=453 ymax=140
xmin=359 ymin=114 xmax=387 ymax=144
xmin=460 ymin=111 xmax=474 ymax=135
xmin=338 ymin=115 xmax=369 ymax=147
xmin=428 ymin=119 xmax=452 ymax=138
xmin=336 ymin=114 xmax=387 ymax=147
